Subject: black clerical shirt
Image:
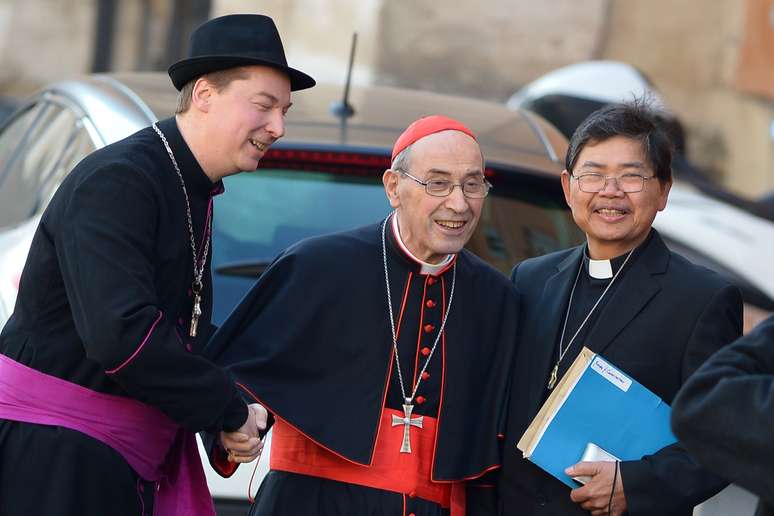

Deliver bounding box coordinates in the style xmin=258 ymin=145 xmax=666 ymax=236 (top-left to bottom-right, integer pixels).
xmin=0 ymin=117 xmax=245 ymax=432
xmin=0 ymin=117 xmax=249 ymax=516
xmin=549 ymin=233 xmax=653 ymax=394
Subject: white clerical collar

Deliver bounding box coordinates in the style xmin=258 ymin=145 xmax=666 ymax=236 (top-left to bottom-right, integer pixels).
xmin=391 ymin=214 xmax=454 ymax=275
xmin=584 ymin=246 xmax=636 ymax=280
xmin=588 ymin=258 xmax=614 ymax=279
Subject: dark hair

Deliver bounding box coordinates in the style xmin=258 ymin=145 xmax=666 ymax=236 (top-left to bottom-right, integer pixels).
xmin=565 ymin=99 xmax=674 ymax=182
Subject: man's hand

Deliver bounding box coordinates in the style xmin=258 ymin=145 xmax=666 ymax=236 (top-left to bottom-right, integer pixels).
xmin=219 ymin=403 xmax=269 ymax=463
xmin=565 ymin=461 xmax=627 ymax=516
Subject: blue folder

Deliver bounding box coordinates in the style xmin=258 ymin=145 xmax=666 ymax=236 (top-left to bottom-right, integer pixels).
xmin=518 ymin=348 xmax=676 ymax=488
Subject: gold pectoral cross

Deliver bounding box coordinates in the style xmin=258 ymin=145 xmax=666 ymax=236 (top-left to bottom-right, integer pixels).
xmin=547 ymin=363 xmax=559 ymax=390
xmin=391 ymin=401 xmax=423 ymax=453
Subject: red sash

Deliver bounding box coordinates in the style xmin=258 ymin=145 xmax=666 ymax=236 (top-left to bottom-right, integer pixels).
xmin=270 ymin=408 xmax=465 ymax=514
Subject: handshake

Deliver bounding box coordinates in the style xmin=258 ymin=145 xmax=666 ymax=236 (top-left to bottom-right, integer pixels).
xmin=220 ymin=403 xmax=268 ymax=464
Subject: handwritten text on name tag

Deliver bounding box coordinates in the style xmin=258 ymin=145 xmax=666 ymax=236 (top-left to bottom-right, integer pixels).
xmin=591 ymin=356 xmax=632 ymax=392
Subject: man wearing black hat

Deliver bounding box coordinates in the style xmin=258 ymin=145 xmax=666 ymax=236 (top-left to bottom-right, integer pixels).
xmin=0 ymin=14 xmax=314 ymax=516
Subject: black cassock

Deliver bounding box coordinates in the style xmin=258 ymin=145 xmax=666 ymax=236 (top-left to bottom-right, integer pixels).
xmin=0 ymin=118 xmax=246 ymax=516
xmin=206 ymin=217 xmax=519 ymax=515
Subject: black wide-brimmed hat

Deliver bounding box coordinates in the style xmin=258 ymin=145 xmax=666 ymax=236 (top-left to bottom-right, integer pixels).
xmin=168 ymin=14 xmax=316 ymax=91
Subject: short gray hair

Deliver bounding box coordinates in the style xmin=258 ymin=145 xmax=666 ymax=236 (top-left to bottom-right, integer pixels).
xmin=391 ymin=145 xmax=412 ymax=173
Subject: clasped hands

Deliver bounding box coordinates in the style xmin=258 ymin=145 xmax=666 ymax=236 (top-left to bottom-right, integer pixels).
xmin=219 ymin=403 xmax=268 ymax=463
xmin=565 ymin=461 xmax=627 ymax=516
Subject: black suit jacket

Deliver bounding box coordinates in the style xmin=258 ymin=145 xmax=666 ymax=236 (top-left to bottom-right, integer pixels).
xmin=672 ymin=315 xmax=774 ymax=516
xmin=497 ymin=230 xmax=743 ymax=516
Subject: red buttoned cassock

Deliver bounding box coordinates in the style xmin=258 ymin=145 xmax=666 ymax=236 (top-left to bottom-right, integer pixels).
xmin=205 ymin=215 xmax=520 ymax=516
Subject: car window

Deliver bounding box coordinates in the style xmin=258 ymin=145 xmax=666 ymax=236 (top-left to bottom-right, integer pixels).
xmin=471 ymin=188 xmax=584 ymax=272
xmin=213 ymin=170 xmax=391 ymax=266
xmin=214 ymin=169 xmax=582 ymax=268
xmin=210 ymin=168 xmax=584 ymax=323
xmin=0 ymin=101 xmax=94 ymax=229
xmin=36 ymin=120 xmax=95 ymax=210
xmin=0 ymin=103 xmax=45 ymax=185
xmin=0 ymin=104 xmax=47 ymax=228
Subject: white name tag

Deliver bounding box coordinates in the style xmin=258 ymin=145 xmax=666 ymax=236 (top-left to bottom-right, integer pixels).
xmin=590 ymin=356 xmax=632 ymax=392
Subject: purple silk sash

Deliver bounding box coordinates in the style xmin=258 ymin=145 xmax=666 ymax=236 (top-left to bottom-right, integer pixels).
xmin=0 ymin=354 xmax=215 ymax=516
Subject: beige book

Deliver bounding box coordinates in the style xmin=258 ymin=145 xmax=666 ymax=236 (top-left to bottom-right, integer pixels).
xmin=517 ymin=346 xmax=596 ymax=458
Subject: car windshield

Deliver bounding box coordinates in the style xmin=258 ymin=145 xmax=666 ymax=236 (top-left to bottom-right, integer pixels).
xmin=210 ymin=167 xmax=583 ymax=324
xmin=213 ymin=170 xmax=391 ymax=265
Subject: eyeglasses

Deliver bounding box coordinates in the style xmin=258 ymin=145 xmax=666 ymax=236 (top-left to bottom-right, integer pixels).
xmin=399 ymin=170 xmax=492 ymax=198
xmin=572 ymin=173 xmax=655 ymax=193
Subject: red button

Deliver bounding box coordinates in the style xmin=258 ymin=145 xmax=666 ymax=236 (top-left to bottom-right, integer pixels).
xmin=408 ymin=491 xmax=416 ymax=498
xmin=416 ymin=396 xmax=426 ymax=405
xmin=421 ymin=347 xmax=431 ymax=356
xmin=409 ymin=513 xmax=416 ymax=516
xmin=427 ymin=276 xmax=436 ymax=285
xmin=421 ymin=371 xmax=430 ymax=380
xmin=423 ymin=324 xmax=435 ymax=333
xmin=425 ymin=299 xmax=436 ymax=308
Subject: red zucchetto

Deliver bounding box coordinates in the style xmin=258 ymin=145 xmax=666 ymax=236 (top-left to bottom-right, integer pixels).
xmin=391 ymin=115 xmax=477 ymax=161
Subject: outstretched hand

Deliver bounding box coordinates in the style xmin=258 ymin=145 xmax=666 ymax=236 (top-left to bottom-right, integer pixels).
xmin=566 ymin=461 xmax=627 ymax=516
xmin=220 ymin=403 xmax=269 ymax=463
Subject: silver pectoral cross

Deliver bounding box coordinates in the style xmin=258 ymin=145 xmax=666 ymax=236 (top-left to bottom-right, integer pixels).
xmin=391 ymin=400 xmax=423 ymax=453
xmin=189 ymin=293 xmax=202 ymax=337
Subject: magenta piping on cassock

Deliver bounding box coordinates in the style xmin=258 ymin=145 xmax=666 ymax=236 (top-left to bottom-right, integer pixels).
xmin=106 ymin=310 xmax=163 ymax=375
xmin=196 ymin=198 xmax=214 ymax=267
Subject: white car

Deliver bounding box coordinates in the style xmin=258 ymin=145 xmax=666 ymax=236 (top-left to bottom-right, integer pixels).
xmin=655 ymin=182 xmax=774 ymax=330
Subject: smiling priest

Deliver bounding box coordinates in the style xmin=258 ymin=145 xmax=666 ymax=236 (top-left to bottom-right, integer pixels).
xmin=495 ymin=101 xmax=744 ymax=516
xmin=205 ymin=115 xmax=519 ymax=516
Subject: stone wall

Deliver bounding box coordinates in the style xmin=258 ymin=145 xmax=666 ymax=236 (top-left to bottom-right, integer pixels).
xmin=600 ymin=0 xmax=773 ymax=197
xmin=212 ymin=0 xmax=608 ymax=100
xmin=0 ymin=0 xmax=94 ymax=94
xmin=214 ymin=0 xmax=382 ymax=85
xmin=371 ymin=0 xmax=608 ymax=100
